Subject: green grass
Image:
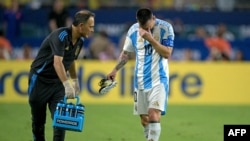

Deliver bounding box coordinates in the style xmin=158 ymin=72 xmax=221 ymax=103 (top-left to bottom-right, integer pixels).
xmin=0 ymin=103 xmax=249 ymax=141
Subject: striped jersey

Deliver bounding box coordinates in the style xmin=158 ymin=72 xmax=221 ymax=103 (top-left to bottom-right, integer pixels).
xmin=123 ymin=18 xmax=174 ymax=90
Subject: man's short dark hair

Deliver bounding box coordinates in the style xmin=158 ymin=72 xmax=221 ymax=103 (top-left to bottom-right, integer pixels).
xmin=136 ymin=8 xmax=153 ymax=26
xmin=73 ymin=10 xmax=95 ymax=26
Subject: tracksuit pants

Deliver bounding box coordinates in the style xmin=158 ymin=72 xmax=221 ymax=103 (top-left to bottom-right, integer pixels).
xmin=28 ymin=71 xmax=66 ymax=141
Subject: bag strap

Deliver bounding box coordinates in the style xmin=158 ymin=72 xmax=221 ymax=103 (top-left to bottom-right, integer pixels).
xmin=63 ymin=96 xmax=80 ymax=104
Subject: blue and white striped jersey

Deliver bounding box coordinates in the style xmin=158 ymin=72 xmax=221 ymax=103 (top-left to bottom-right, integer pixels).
xmin=123 ymin=18 xmax=174 ymax=90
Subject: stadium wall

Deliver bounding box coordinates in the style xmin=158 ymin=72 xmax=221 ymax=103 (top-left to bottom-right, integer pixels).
xmin=0 ymin=61 xmax=250 ymax=105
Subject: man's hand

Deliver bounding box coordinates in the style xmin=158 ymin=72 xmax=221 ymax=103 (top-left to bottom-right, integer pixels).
xmin=107 ymin=69 xmax=117 ymax=81
xmin=63 ymin=80 xmax=75 ymax=99
xmin=72 ymin=79 xmax=80 ymax=96
xmin=139 ymin=28 xmax=153 ymax=41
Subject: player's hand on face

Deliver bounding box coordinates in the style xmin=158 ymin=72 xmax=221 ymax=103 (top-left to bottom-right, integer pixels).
xmin=139 ymin=28 xmax=152 ymax=41
xmin=72 ymin=79 xmax=80 ymax=96
xmin=63 ymin=80 xmax=75 ymax=99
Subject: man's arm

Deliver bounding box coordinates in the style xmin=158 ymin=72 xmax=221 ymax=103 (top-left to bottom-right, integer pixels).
xmin=107 ymin=50 xmax=132 ymax=80
xmin=139 ymin=28 xmax=173 ymax=59
xmin=147 ymin=37 xmax=173 ymax=59
xmin=68 ymin=61 xmax=77 ymax=79
xmin=115 ymin=50 xmax=132 ymax=71
xmin=54 ymin=55 xmax=75 ymax=98
xmin=53 ymin=55 xmax=68 ymax=82
xmin=68 ymin=61 xmax=80 ymax=95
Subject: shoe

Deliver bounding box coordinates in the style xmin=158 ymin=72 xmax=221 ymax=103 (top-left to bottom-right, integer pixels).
xmin=98 ymin=79 xmax=117 ymax=95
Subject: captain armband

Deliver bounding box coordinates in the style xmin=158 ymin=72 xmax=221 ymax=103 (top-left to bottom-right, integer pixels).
xmin=162 ymin=36 xmax=174 ymax=47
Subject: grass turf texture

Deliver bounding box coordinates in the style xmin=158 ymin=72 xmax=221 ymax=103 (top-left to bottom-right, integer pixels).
xmin=0 ymin=104 xmax=249 ymax=141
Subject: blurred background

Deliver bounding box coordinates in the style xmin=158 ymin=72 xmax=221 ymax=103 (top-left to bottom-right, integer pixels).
xmin=1 ymin=1 xmax=250 ymax=140
xmin=1 ymin=0 xmax=250 ymax=104
xmin=0 ymin=0 xmax=250 ymax=61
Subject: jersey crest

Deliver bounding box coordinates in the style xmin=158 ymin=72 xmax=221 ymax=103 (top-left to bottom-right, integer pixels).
xmin=75 ymin=46 xmax=81 ymax=56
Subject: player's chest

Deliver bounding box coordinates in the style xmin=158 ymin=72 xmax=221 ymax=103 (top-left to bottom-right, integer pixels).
xmin=136 ymin=36 xmax=160 ymax=56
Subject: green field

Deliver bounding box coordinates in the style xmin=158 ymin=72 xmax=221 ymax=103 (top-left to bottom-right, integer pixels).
xmin=0 ymin=103 xmax=249 ymax=141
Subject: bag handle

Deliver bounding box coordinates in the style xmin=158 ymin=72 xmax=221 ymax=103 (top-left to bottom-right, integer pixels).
xmin=63 ymin=96 xmax=80 ymax=104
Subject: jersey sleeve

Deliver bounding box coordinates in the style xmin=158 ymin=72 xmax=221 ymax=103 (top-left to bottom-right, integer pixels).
xmin=161 ymin=23 xmax=175 ymax=48
xmin=123 ymin=36 xmax=134 ymax=52
xmin=49 ymin=30 xmax=67 ymax=57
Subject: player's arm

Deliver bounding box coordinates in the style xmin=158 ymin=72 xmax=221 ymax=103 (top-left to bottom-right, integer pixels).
xmin=115 ymin=50 xmax=132 ymax=71
xmin=147 ymin=36 xmax=173 ymax=59
xmin=107 ymin=32 xmax=134 ymax=80
xmin=107 ymin=50 xmax=132 ymax=80
xmin=139 ymin=27 xmax=174 ymax=59
xmin=111 ymin=50 xmax=132 ymax=73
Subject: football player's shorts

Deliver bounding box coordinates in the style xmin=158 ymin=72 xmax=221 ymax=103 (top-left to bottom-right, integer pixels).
xmin=133 ymin=83 xmax=168 ymax=115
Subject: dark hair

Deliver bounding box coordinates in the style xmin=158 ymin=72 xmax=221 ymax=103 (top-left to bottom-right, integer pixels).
xmin=136 ymin=8 xmax=153 ymax=26
xmin=73 ymin=10 xmax=95 ymax=26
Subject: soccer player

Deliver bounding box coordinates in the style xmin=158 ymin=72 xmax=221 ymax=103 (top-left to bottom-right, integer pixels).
xmin=28 ymin=10 xmax=95 ymax=141
xmin=107 ymin=8 xmax=174 ymax=141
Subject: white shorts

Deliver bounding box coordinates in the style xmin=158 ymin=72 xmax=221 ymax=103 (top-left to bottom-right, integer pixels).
xmin=133 ymin=83 xmax=168 ymax=115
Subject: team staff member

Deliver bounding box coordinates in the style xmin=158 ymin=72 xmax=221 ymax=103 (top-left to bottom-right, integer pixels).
xmin=107 ymin=8 xmax=174 ymax=141
xmin=28 ymin=10 xmax=95 ymax=141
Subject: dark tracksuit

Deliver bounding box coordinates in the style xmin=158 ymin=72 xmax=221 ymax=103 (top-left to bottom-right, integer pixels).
xmin=28 ymin=27 xmax=83 ymax=141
